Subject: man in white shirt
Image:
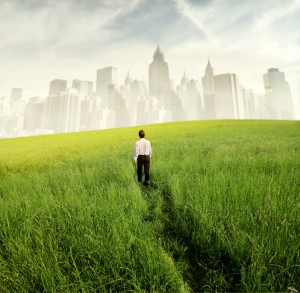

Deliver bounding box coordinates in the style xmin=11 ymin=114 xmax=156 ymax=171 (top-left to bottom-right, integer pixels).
xmin=133 ymin=130 xmax=152 ymax=186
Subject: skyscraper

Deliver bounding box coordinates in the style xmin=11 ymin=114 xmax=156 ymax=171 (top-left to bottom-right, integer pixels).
xmin=10 ymin=88 xmax=23 ymax=101
xmin=179 ymin=72 xmax=188 ymax=111
xmin=72 ymin=79 xmax=93 ymax=96
xmin=243 ymin=88 xmax=256 ymax=119
xmin=214 ymin=73 xmax=244 ymax=119
xmin=263 ymin=68 xmax=294 ymax=119
xmin=96 ymin=66 xmax=118 ymax=109
xmin=46 ymin=89 xmax=82 ymax=133
xmin=179 ymin=73 xmax=201 ymax=120
xmin=0 ymin=96 xmax=11 ymax=117
xmin=186 ymin=79 xmax=202 ymax=120
xmin=148 ymin=46 xmax=170 ymax=97
xmin=126 ymin=79 xmax=148 ymax=126
xmin=49 ymin=79 xmax=67 ymax=96
xmin=23 ymin=97 xmax=45 ymax=131
xmin=202 ymin=59 xmax=215 ymax=119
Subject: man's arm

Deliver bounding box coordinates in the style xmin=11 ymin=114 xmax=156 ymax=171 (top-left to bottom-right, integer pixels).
xmin=133 ymin=141 xmax=139 ymax=164
xmin=149 ymin=141 xmax=152 ymax=158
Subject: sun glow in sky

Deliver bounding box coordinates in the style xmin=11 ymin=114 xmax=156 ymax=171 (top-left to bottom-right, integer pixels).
xmin=0 ymin=0 xmax=299 ymax=118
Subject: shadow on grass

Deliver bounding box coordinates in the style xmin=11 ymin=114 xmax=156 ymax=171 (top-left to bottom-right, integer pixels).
xmin=160 ymin=185 xmax=242 ymax=292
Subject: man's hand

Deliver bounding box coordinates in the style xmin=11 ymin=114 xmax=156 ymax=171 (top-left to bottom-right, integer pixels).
xmin=134 ymin=160 xmax=137 ymax=166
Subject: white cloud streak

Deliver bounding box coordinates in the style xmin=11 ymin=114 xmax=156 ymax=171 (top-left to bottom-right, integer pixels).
xmin=174 ymin=0 xmax=217 ymax=45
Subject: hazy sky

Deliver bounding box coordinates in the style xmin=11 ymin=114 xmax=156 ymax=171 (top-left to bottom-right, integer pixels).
xmin=0 ymin=0 xmax=299 ymax=118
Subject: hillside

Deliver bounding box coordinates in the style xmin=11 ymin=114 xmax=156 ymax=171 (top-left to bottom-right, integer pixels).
xmin=0 ymin=120 xmax=299 ymax=292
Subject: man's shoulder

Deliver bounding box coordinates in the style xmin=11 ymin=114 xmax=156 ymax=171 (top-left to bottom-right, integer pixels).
xmin=136 ymin=138 xmax=151 ymax=144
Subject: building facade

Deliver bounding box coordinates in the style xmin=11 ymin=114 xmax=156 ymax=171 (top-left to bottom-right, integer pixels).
xmin=214 ymin=73 xmax=245 ymax=119
xmin=263 ymin=68 xmax=294 ymax=119
xmin=96 ymin=67 xmax=118 ymax=109
xmin=49 ymin=79 xmax=67 ymax=96
xmin=148 ymin=46 xmax=170 ymax=97
xmin=202 ymin=60 xmax=215 ymax=119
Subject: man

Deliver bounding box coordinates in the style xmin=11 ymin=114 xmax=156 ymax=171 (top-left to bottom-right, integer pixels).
xmin=133 ymin=130 xmax=152 ymax=186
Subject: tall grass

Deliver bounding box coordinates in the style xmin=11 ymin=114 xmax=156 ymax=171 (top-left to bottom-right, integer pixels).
xmin=0 ymin=120 xmax=299 ymax=292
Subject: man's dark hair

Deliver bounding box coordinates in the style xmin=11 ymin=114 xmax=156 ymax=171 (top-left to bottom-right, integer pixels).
xmin=139 ymin=130 xmax=145 ymax=138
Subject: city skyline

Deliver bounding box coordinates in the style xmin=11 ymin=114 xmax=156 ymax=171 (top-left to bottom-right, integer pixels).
xmin=0 ymin=46 xmax=295 ymax=138
xmin=0 ymin=0 xmax=299 ymax=118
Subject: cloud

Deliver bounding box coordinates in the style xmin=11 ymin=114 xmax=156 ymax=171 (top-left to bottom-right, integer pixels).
xmin=173 ymin=0 xmax=300 ymax=40
xmin=255 ymin=0 xmax=300 ymax=29
xmin=0 ymin=0 xmax=141 ymax=58
xmin=0 ymin=0 xmax=142 ymax=97
xmin=174 ymin=0 xmax=217 ymax=45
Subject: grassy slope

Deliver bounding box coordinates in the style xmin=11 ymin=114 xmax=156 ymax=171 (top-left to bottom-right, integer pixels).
xmin=0 ymin=120 xmax=299 ymax=292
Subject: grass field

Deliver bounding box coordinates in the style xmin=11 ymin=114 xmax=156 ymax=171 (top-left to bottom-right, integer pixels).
xmin=0 ymin=120 xmax=299 ymax=292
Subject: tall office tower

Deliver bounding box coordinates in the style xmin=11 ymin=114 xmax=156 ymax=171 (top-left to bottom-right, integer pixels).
xmin=45 ymin=89 xmax=82 ymax=133
xmin=179 ymin=73 xmax=202 ymax=120
xmin=6 ymin=98 xmax=26 ymax=137
xmin=96 ymin=66 xmax=118 ymax=109
xmin=179 ymin=72 xmax=188 ymax=110
xmin=124 ymin=71 xmax=133 ymax=85
xmin=123 ymin=78 xmax=148 ymax=126
xmin=136 ymin=98 xmax=148 ymax=125
xmin=63 ymin=90 xmax=82 ymax=132
xmin=256 ymin=94 xmax=265 ymax=119
xmin=214 ymin=73 xmax=245 ymax=119
xmin=120 ymin=72 xmax=131 ymax=110
xmin=243 ymin=89 xmax=263 ymax=119
xmin=89 ymin=94 xmax=103 ymax=130
xmin=23 ymin=97 xmax=45 ymax=131
xmin=148 ymin=46 xmax=170 ymax=97
xmin=10 ymin=88 xmax=23 ymax=101
xmin=186 ymin=79 xmax=202 ymax=120
xmin=243 ymin=89 xmax=256 ymax=119
xmin=45 ymin=95 xmax=64 ymax=132
xmin=46 ymin=89 xmax=82 ymax=133
xmin=201 ymin=59 xmax=215 ymax=119
xmin=171 ymin=90 xmax=185 ymax=122
xmin=72 ymin=79 xmax=93 ymax=96
xmin=121 ymin=71 xmax=133 ymax=108
xmin=127 ymin=79 xmax=148 ymax=125
xmin=263 ymin=68 xmax=294 ymax=119
xmin=49 ymin=79 xmax=67 ymax=96
xmin=0 ymin=96 xmax=11 ymax=116
xmin=0 ymin=96 xmax=11 ymax=137
xmin=80 ymin=97 xmax=92 ymax=131
xmin=114 ymin=91 xmax=129 ymax=128
xmin=181 ymin=71 xmax=189 ymax=85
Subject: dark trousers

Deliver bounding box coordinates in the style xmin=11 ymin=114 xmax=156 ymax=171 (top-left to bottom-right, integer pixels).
xmin=137 ymin=155 xmax=150 ymax=183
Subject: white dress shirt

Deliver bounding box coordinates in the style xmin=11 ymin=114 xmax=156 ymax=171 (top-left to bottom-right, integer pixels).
xmin=134 ymin=138 xmax=152 ymax=161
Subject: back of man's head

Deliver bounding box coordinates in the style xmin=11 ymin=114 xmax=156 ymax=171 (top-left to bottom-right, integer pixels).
xmin=139 ymin=130 xmax=145 ymax=138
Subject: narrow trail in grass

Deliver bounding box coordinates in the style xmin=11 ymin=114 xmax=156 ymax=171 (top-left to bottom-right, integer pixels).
xmin=138 ymin=179 xmax=242 ymax=292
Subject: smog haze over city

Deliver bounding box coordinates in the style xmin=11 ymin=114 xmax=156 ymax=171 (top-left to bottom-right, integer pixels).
xmin=0 ymin=0 xmax=299 ymax=137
